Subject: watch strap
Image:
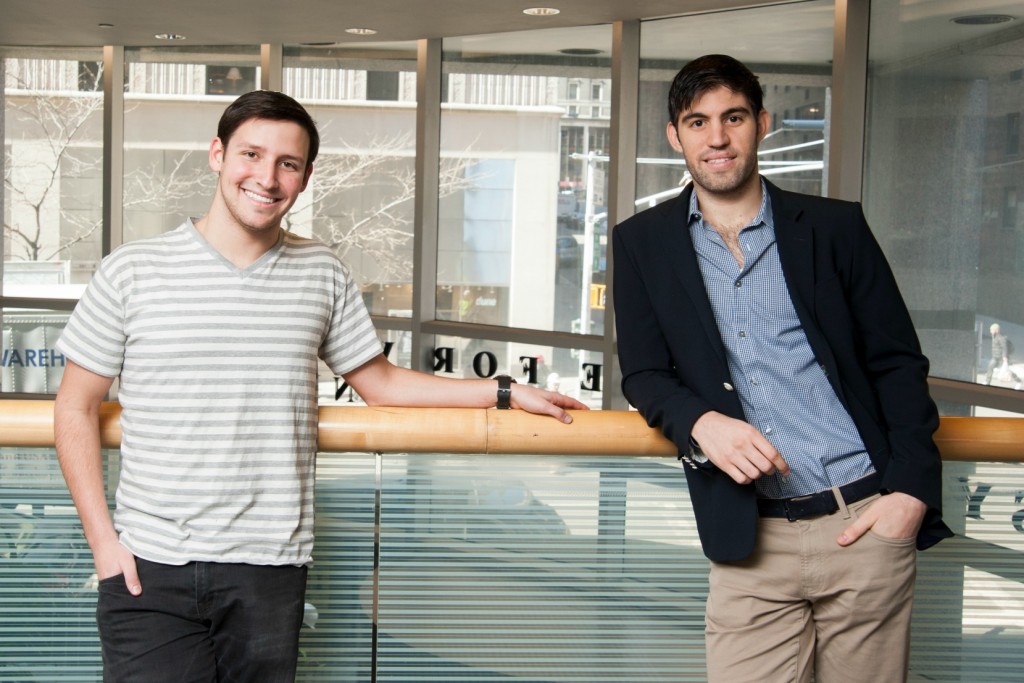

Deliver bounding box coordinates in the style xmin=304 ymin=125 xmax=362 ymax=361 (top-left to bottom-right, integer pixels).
xmin=495 ymin=374 xmax=516 ymax=409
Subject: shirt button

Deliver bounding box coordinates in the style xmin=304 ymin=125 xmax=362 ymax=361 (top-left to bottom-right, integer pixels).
xmin=734 ymin=280 xmax=742 ymax=288
xmin=739 ymin=331 xmax=747 ymax=338
xmin=723 ymin=382 xmax=734 ymax=392
xmin=765 ymin=427 xmax=773 ymax=435
xmin=751 ymin=378 xmax=759 ymax=386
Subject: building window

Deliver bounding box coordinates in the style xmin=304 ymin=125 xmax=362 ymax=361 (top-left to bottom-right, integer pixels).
xmin=1008 ymin=112 xmax=1021 ymax=156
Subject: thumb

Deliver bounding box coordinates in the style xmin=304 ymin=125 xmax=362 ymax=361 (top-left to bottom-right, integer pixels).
xmin=122 ymin=556 xmax=142 ymax=596
xmin=837 ymin=518 xmax=869 ymax=547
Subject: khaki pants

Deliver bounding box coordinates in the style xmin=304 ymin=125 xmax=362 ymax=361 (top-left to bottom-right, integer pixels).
xmin=705 ymin=493 xmax=917 ymax=683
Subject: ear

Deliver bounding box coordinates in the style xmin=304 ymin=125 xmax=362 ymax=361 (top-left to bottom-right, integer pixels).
xmin=301 ymin=164 xmax=313 ymax=192
xmin=209 ymin=137 xmax=225 ymax=172
xmin=756 ymin=109 xmax=771 ymax=143
xmin=665 ymin=121 xmax=684 ymax=154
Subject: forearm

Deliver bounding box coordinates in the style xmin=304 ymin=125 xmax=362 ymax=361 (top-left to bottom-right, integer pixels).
xmin=54 ymin=400 xmax=119 ymax=552
xmin=349 ymin=357 xmax=496 ymax=408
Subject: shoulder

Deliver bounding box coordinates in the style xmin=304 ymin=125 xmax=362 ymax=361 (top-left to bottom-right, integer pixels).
xmin=280 ymin=231 xmax=358 ymax=280
xmin=767 ymin=182 xmax=863 ymax=227
xmin=615 ymin=188 xmax=692 ymax=240
xmin=96 ymin=222 xmax=194 ymax=279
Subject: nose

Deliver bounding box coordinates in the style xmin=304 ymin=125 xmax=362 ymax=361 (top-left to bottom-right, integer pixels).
xmin=254 ymin=159 xmax=279 ymax=189
xmin=707 ymin=120 xmax=730 ymax=148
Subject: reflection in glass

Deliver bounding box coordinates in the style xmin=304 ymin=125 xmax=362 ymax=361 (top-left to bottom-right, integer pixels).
xmin=434 ymin=333 xmax=603 ymax=408
xmin=1 ymin=307 xmax=70 ymax=394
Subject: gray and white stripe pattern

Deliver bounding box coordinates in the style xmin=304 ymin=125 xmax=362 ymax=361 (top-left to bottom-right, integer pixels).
xmin=57 ymin=220 xmax=382 ymax=566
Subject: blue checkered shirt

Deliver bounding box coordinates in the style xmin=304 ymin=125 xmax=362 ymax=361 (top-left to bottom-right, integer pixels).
xmin=688 ymin=181 xmax=875 ymax=498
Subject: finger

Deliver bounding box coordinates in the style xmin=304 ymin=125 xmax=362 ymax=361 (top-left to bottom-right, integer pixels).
xmin=771 ymin=453 xmax=791 ymax=477
xmin=512 ymin=393 xmax=573 ymax=424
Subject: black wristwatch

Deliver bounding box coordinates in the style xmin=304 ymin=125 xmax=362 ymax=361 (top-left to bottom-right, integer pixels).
xmin=495 ymin=374 xmax=517 ymax=409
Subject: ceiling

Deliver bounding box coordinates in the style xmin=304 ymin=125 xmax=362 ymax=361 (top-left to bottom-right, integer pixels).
xmin=1 ymin=0 xmax=1021 ymax=71
xmin=1 ymin=0 xmax=768 ymax=49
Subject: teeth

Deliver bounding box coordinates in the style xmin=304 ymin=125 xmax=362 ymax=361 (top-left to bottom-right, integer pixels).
xmin=244 ymin=190 xmax=275 ymax=204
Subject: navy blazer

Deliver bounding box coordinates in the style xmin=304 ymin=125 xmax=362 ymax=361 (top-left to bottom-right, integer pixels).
xmin=612 ymin=179 xmax=952 ymax=562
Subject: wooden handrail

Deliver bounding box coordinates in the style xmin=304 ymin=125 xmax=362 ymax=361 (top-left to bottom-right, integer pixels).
xmin=1 ymin=400 xmax=1022 ymax=462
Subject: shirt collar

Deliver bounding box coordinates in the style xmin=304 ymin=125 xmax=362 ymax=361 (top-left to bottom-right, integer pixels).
xmin=687 ymin=176 xmax=774 ymax=232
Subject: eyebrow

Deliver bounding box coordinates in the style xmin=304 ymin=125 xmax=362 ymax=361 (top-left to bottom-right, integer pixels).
xmin=680 ymin=106 xmax=752 ymax=123
xmin=232 ymin=141 xmax=306 ymax=165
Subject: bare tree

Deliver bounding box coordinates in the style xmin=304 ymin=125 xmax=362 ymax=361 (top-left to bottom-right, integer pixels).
xmin=3 ymin=65 xmax=104 ymax=262
xmin=290 ymin=132 xmax=482 ymax=282
xmin=4 ymin=74 xmax=215 ymax=262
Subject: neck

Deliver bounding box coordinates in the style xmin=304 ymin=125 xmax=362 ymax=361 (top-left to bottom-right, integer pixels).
xmin=693 ymin=176 xmax=763 ymax=236
xmin=194 ymin=205 xmax=282 ymax=269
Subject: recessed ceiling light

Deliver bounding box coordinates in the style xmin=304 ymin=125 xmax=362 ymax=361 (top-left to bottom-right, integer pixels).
xmin=98 ymin=23 xmax=114 ymax=29
xmin=524 ymin=7 xmax=560 ymax=17
xmin=951 ymin=14 xmax=1014 ymax=26
xmin=154 ymin=33 xmax=187 ymax=40
xmin=345 ymin=27 xmax=378 ymax=35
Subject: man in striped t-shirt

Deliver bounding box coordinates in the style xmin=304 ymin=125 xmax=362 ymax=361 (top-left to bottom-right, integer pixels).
xmin=54 ymin=90 xmax=587 ymax=682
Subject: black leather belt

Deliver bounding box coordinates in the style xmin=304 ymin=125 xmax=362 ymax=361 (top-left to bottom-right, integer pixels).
xmin=757 ymin=473 xmax=882 ymax=522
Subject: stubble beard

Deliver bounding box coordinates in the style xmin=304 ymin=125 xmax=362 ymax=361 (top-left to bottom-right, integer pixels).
xmin=687 ymin=152 xmax=759 ymax=197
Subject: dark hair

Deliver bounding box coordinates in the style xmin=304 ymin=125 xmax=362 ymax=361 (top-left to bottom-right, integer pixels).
xmin=216 ymin=90 xmax=320 ymax=168
xmin=667 ymin=54 xmax=764 ymax=126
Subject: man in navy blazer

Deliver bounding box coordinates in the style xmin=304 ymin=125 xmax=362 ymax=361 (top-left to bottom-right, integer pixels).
xmin=612 ymin=54 xmax=951 ymax=682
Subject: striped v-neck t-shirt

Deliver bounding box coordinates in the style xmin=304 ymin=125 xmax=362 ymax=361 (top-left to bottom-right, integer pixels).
xmin=56 ymin=219 xmax=382 ymax=566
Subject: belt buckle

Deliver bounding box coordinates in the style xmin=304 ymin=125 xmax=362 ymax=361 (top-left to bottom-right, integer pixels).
xmin=783 ymin=495 xmax=812 ymax=522
xmin=782 ymin=492 xmax=837 ymax=522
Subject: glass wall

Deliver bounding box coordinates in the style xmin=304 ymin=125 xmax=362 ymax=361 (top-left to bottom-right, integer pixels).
xmin=863 ymin=2 xmax=1024 ymax=675
xmin=864 ymin=1 xmax=1024 ymax=409
xmin=3 ymin=49 xmax=102 ymax=395
xmin=122 ymin=46 xmax=260 ymax=243
xmin=284 ymin=43 xmax=419 ymax=319
xmin=439 ymin=27 xmax=612 ymax=337
xmin=3 ymin=50 xmax=105 ymax=292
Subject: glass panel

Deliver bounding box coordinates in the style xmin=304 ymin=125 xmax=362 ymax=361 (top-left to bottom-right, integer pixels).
xmin=1 ymin=306 xmax=70 ymax=394
xmin=3 ymin=49 xmax=105 ymax=297
xmin=301 ymin=451 xmax=377 ymax=677
xmin=864 ymin=1 xmax=1024 ymax=408
xmin=374 ymin=453 xmax=706 ymax=682
xmin=0 ymin=436 xmax=1022 ymax=680
xmin=440 ymin=27 xmax=612 ymax=335
xmin=0 ymin=446 xmax=113 ymax=678
xmin=283 ymin=43 xmax=419 ymax=318
xmin=636 ymin=2 xmax=834 ymax=207
xmin=916 ymin=461 xmax=1024 ymax=681
xmin=433 ymin=333 xmax=604 ymax=408
xmin=122 ymin=46 xmax=260 ymax=243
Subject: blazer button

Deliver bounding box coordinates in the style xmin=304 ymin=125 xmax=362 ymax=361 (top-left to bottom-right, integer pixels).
xmin=723 ymin=382 xmax=734 ymax=392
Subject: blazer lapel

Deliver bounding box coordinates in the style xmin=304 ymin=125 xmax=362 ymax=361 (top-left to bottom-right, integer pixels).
xmin=768 ymin=182 xmax=815 ymax=318
xmin=664 ymin=186 xmax=730 ymax=366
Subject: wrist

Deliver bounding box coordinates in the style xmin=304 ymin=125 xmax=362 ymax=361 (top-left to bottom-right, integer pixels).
xmin=495 ymin=374 xmax=516 ymax=409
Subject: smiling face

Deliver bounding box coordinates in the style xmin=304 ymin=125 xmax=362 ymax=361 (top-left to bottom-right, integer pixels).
xmin=666 ymin=85 xmax=770 ymax=200
xmin=208 ymin=117 xmax=312 ymax=238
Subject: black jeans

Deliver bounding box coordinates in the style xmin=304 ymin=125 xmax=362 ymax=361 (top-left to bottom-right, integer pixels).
xmin=96 ymin=558 xmax=308 ymax=683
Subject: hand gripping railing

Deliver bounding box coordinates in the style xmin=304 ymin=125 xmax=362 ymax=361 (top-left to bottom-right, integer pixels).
xmin=1 ymin=400 xmax=1021 ymax=462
